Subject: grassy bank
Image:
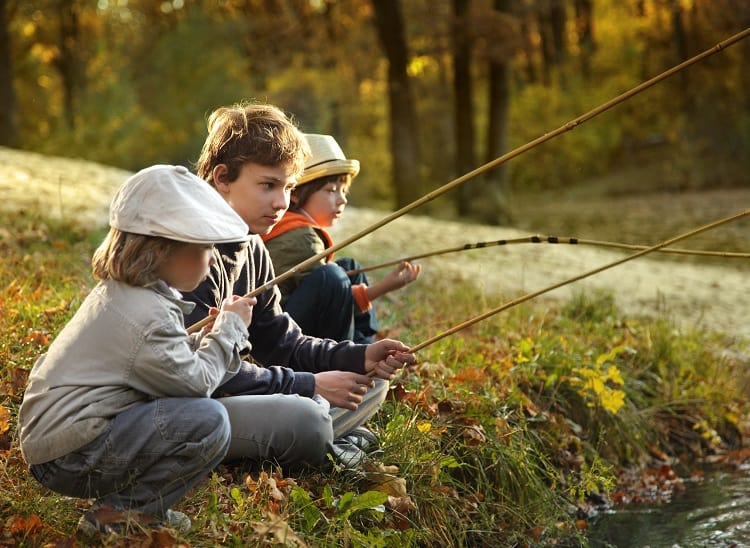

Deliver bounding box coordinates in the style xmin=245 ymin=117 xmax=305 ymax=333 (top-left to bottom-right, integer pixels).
xmin=1 ymin=208 xmax=749 ymax=547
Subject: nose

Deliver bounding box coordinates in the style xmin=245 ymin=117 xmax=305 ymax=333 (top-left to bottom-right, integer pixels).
xmin=273 ymin=188 xmax=291 ymax=211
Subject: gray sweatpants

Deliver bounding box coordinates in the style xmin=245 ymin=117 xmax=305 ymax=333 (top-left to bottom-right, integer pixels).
xmin=217 ymin=378 xmax=389 ymax=466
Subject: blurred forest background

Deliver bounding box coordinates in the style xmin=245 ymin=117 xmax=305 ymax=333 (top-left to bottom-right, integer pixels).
xmin=1 ymin=0 xmax=748 ymax=225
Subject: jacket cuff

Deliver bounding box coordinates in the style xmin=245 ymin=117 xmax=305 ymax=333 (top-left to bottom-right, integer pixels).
xmin=214 ymin=311 xmax=250 ymax=374
xmin=292 ymin=372 xmax=316 ymax=397
xmin=352 ymin=284 xmax=371 ymax=313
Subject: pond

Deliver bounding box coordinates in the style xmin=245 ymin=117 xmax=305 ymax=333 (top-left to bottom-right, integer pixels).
xmin=586 ymin=464 xmax=750 ymax=547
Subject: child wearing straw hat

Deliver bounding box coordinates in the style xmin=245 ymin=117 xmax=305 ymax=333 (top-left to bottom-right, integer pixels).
xmin=18 ymin=165 xmax=257 ymax=536
xmin=262 ymin=133 xmax=421 ymax=344
xmin=182 ymin=103 xmax=415 ymax=468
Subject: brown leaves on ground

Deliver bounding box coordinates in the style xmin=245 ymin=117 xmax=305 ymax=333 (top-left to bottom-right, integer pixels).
xmin=5 ymin=514 xmax=42 ymax=537
xmin=251 ymin=512 xmax=307 ymax=547
xmin=608 ymin=464 xmax=686 ymax=506
xmin=2 ymin=367 xmax=29 ymax=403
xmin=1 ymin=507 xmax=185 ymax=548
xmin=363 ymin=462 xmax=415 ymax=513
xmin=244 ymin=470 xmax=298 ymax=516
xmin=0 ymin=405 xmax=12 ymax=454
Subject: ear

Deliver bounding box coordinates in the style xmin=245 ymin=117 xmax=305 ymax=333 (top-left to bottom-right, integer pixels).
xmin=212 ymin=164 xmax=231 ymax=194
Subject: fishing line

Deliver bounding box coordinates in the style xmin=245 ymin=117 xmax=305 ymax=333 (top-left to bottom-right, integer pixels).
xmin=407 ymin=209 xmax=749 ymax=354
xmin=346 ymin=235 xmax=750 ymax=275
xmin=186 ymin=28 xmax=750 ymax=335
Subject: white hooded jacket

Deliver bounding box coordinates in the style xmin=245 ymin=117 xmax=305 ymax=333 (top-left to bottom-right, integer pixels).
xmin=18 ymin=278 xmax=247 ymax=465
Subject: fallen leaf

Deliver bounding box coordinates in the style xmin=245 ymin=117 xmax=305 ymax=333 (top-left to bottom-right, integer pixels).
xmin=461 ymin=423 xmax=486 ymax=446
xmin=251 ymin=512 xmax=307 ymax=547
xmin=0 ymin=406 xmax=11 ymax=436
xmin=9 ymin=513 xmax=43 ymax=535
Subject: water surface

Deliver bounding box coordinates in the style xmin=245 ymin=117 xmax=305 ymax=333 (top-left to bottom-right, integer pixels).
xmin=587 ymin=465 xmax=750 ymax=547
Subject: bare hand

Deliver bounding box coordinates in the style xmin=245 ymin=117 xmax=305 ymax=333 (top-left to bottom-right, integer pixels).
xmin=381 ymin=261 xmax=422 ymax=293
xmin=366 ymin=261 xmax=422 ymax=301
xmin=364 ymin=338 xmax=416 ymax=380
xmin=220 ymin=295 xmax=256 ymax=326
xmin=200 ymin=306 xmax=220 ymax=335
xmin=314 ymin=371 xmax=375 ymax=410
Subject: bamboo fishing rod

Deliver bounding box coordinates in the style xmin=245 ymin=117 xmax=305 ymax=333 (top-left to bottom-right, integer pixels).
xmin=407 ymin=209 xmax=749 ymax=354
xmin=346 ymin=235 xmax=750 ymax=275
xmin=186 ymin=27 xmax=750 ymax=335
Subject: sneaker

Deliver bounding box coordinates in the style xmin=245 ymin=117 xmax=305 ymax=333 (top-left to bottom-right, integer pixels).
xmin=77 ymin=504 xmax=133 ymax=537
xmin=330 ymin=426 xmax=383 ymax=468
xmin=330 ymin=439 xmax=368 ymax=468
xmin=342 ymin=426 xmax=380 ymax=453
xmin=77 ymin=504 xmax=190 ymax=537
xmin=163 ymin=509 xmax=191 ymax=534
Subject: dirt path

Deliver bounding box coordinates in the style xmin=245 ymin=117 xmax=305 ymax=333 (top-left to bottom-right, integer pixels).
xmin=0 ymin=147 xmax=131 ymax=229
xmin=2 ymin=147 xmax=747 ymax=341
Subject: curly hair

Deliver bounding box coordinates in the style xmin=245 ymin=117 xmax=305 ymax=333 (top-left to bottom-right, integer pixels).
xmin=195 ymin=101 xmax=309 ymax=186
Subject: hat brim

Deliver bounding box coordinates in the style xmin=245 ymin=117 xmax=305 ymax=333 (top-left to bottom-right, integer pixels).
xmin=298 ymin=159 xmax=360 ymax=185
xmin=158 ymin=232 xmax=252 ymax=245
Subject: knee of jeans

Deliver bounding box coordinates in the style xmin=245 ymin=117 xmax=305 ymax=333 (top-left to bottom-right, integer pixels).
xmin=312 ymin=263 xmax=351 ymax=295
xmin=195 ymin=399 xmax=232 ymax=455
xmin=336 ymin=257 xmax=369 ymax=286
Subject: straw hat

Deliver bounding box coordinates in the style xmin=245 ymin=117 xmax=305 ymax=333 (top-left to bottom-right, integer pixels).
xmin=297 ymin=134 xmax=360 ymax=185
xmin=110 ymin=165 xmax=249 ymax=244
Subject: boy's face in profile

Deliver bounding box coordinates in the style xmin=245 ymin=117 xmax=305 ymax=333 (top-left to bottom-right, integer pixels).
xmin=213 ymin=162 xmax=297 ymax=235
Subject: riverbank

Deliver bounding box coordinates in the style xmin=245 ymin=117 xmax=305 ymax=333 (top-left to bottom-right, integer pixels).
xmin=1 ymin=148 xmax=748 ymax=546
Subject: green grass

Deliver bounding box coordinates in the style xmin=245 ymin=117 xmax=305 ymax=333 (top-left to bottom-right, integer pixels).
xmin=1 ymin=209 xmax=749 ymax=546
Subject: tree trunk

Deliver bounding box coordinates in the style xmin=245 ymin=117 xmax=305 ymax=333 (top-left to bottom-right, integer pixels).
xmin=0 ymin=0 xmax=19 ymax=147
xmin=452 ymin=0 xmax=475 ymax=216
xmin=549 ymin=0 xmax=566 ymax=67
xmin=537 ymin=1 xmax=553 ymax=85
xmin=574 ymin=0 xmax=594 ymax=80
xmin=479 ymin=0 xmax=512 ymax=225
xmin=371 ymin=0 xmax=423 ymax=208
xmin=537 ymin=0 xmax=567 ymax=87
xmin=54 ymin=0 xmax=83 ymax=131
xmin=671 ymin=0 xmax=690 ymax=100
xmin=519 ymin=15 xmax=537 ymax=84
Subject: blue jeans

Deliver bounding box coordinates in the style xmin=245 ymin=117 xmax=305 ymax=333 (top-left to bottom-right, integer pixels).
xmin=29 ymin=398 xmax=230 ymax=517
xmin=283 ymin=258 xmax=378 ymax=344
